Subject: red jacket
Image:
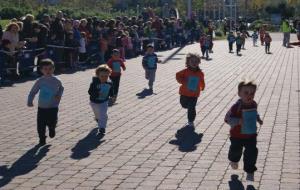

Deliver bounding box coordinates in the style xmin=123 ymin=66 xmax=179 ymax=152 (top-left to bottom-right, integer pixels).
xmin=107 ymin=58 xmax=126 ymax=77
xmin=225 ymin=99 xmax=258 ymax=139
xmin=176 ymin=68 xmax=205 ymax=97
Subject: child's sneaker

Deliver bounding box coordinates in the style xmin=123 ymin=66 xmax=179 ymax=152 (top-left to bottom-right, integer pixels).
xmin=230 ymin=162 xmax=239 ymax=170
xmin=188 ymin=122 xmax=195 ymax=128
xmin=246 ymin=173 xmax=254 ymax=181
xmin=39 ymin=138 xmax=46 ymax=146
xmin=49 ymin=127 xmax=56 ymax=138
xmin=97 ymin=128 xmax=106 ymax=136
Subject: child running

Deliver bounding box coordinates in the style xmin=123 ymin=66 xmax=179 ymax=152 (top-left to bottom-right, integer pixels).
xmin=227 ymin=31 xmax=236 ymax=53
xmin=176 ymin=53 xmax=205 ymax=128
xmin=142 ymin=44 xmax=161 ymax=92
xmin=27 ymin=59 xmax=64 ymax=146
xmin=235 ymin=32 xmax=243 ymax=56
xmin=252 ymin=30 xmax=258 ymax=47
xmin=107 ymin=49 xmax=126 ymax=103
xmin=88 ymin=65 xmax=115 ymax=135
xmin=264 ymin=32 xmax=272 ymax=54
xmin=225 ymin=79 xmax=263 ymax=181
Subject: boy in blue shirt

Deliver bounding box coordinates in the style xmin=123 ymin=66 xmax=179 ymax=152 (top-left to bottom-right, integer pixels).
xmin=142 ymin=44 xmax=161 ymax=92
xmin=27 ymin=59 xmax=64 ymax=146
xmin=227 ymin=31 xmax=236 ymax=53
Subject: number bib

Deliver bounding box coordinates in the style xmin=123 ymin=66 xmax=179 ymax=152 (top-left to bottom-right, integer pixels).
xmin=112 ymin=61 xmax=121 ymax=72
xmin=187 ymin=76 xmax=200 ymax=92
xmin=241 ymin=109 xmax=257 ymax=134
xmin=39 ymin=86 xmax=54 ymax=104
xmin=98 ymin=84 xmax=111 ymax=100
xmin=147 ymin=56 xmax=157 ymax=69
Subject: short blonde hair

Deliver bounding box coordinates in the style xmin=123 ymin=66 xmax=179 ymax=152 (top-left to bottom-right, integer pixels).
xmin=238 ymin=78 xmax=257 ymax=92
xmin=95 ymin=64 xmax=112 ymax=76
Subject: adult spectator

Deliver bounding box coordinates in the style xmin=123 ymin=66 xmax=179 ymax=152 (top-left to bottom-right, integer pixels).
xmin=0 ymin=17 xmax=3 ymax=41
xmin=22 ymin=14 xmax=35 ymax=40
xmin=50 ymin=11 xmax=65 ymax=45
xmin=281 ymin=19 xmax=292 ymax=48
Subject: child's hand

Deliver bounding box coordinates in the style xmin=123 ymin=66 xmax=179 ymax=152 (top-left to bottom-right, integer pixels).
xmin=258 ymin=119 xmax=263 ymax=125
xmin=27 ymin=102 xmax=34 ymax=107
xmin=239 ymin=118 xmax=243 ymax=126
xmin=54 ymin=95 xmax=61 ymax=102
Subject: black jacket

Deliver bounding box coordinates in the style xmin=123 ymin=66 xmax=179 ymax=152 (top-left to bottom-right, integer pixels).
xmin=88 ymin=77 xmax=114 ymax=103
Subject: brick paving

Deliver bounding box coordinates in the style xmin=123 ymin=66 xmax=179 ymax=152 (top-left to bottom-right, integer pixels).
xmin=0 ymin=33 xmax=299 ymax=190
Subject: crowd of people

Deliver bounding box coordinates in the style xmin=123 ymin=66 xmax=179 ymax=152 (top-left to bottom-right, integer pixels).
xmin=0 ymin=10 xmax=216 ymax=84
xmin=1 ymin=9 xmax=300 ymax=184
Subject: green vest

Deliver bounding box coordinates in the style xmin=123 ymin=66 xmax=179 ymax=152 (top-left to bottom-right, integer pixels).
xmin=281 ymin=22 xmax=291 ymax=33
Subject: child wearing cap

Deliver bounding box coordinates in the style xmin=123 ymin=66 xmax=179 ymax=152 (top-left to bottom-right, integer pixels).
xmin=142 ymin=44 xmax=161 ymax=92
xmin=107 ymin=49 xmax=126 ymax=103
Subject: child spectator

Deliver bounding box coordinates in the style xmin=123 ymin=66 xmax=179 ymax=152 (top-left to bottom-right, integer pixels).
xmin=79 ymin=32 xmax=87 ymax=63
xmin=65 ymin=31 xmax=80 ymax=69
xmin=264 ymin=33 xmax=272 ymax=54
xmin=259 ymin=25 xmax=266 ymax=46
xmin=241 ymin=32 xmax=247 ymax=49
xmin=99 ymin=34 xmax=108 ymax=64
xmin=88 ymin=65 xmax=115 ymax=135
xmin=176 ymin=53 xmax=205 ymax=128
xmin=227 ymin=31 xmax=236 ymax=53
xmin=235 ymin=32 xmax=243 ymax=56
xmin=142 ymin=44 xmax=161 ymax=92
xmin=224 ymin=79 xmax=263 ymax=181
xmin=107 ymin=49 xmax=126 ymax=103
xmin=199 ymin=34 xmax=210 ymax=60
xmin=27 ymin=59 xmax=64 ymax=146
xmin=252 ymin=30 xmax=258 ymax=46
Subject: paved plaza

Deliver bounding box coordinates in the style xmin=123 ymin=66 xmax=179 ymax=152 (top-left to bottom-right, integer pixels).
xmin=0 ymin=34 xmax=299 ymax=190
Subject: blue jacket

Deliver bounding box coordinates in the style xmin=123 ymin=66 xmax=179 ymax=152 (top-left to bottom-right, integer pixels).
xmin=88 ymin=77 xmax=114 ymax=104
xmin=142 ymin=53 xmax=158 ymax=70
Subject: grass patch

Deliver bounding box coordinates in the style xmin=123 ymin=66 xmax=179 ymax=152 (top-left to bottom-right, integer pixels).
xmin=0 ymin=19 xmax=10 ymax=28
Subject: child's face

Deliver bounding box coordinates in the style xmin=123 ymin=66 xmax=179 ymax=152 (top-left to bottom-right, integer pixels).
xmin=112 ymin=53 xmax=120 ymax=59
xmin=146 ymin=47 xmax=154 ymax=54
xmin=238 ymin=86 xmax=256 ymax=104
xmin=188 ymin=57 xmax=200 ymax=68
xmin=98 ymin=71 xmax=110 ymax=83
xmin=41 ymin=65 xmax=54 ymax=77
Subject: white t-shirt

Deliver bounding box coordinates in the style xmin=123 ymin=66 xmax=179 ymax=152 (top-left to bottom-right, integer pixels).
xmin=79 ymin=38 xmax=86 ymax=53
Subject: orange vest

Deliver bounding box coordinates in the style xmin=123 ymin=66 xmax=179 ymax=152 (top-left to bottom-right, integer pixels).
xmin=176 ymin=68 xmax=205 ymax=97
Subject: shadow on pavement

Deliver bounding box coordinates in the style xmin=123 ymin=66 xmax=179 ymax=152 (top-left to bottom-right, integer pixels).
xmin=71 ymin=128 xmax=105 ymax=160
xmin=136 ymin=89 xmax=154 ymax=99
xmin=169 ymin=125 xmax=203 ymax=152
xmin=228 ymin=174 xmax=256 ymax=190
xmin=0 ymin=145 xmax=50 ymax=188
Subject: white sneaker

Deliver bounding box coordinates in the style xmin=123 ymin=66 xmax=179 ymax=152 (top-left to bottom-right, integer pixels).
xmin=230 ymin=162 xmax=239 ymax=170
xmin=246 ymin=173 xmax=254 ymax=181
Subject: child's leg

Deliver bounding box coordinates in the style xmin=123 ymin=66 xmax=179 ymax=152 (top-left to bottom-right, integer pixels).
xmin=46 ymin=108 xmax=58 ymax=138
xmin=243 ymin=137 xmax=258 ymax=173
xmin=180 ymin=96 xmax=197 ymax=124
xmin=110 ymin=76 xmax=121 ymax=97
xmin=228 ymin=137 xmax=243 ymax=164
xmin=98 ymin=102 xmax=108 ymax=129
xmin=37 ymin=108 xmax=47 ymax=144
xmin=205 ymin=48 xmax=209 ymax=59
xmin=229 ymin=43 xmax=233 ymax=52
xmin=148 ymin=70 xmax=156 ymax=89
xmin=201 ymin=46 xmax=205 ymax=56
xmin=90 ymin=102 xmax=100 ymax=123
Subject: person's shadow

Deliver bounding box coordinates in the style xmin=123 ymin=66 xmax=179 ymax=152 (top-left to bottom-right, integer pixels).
xmin=0 ymin=145 xmax=50 ymax=188
xmin=228 ymin=175 xmax=256 ymax=190
xmin=71 ymin=128 xmax=105 ymax=160
xmin=136 ymin=89 xmax=154 ymax=99
xmin=169 ymin=125 xmax=203 ymax=152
